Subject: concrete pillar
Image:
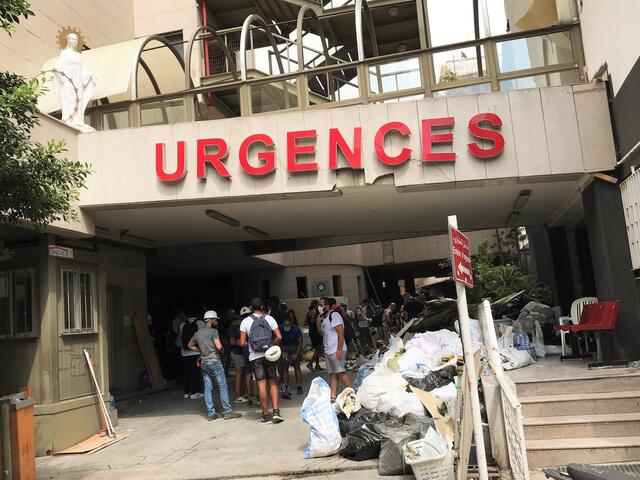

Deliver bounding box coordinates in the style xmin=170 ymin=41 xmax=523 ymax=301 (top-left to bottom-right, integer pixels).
xmin=528 ymin=225 xmax=560 ymax=307
xmin=582 ymin=179 xmax=640 ymax=361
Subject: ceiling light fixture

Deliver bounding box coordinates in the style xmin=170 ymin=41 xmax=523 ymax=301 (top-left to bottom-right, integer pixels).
xmin=243 ymin=226 xmax=269 ymax=240
xmin=388 ymin=6 xmax=399 ymax=16
xmin=512 ymin=190 xmax=531 ymax=211
xmin=396 ymin=43 xmax=408 ymax=53
xmin=205 ymin=209 xmax=240 ymax=227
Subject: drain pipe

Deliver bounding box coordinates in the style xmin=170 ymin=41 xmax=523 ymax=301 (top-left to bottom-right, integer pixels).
xmin=1 ymin=403 xmax=11 ymax=480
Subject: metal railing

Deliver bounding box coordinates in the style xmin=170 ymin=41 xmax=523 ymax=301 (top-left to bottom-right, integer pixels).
xmin=84 ymin=23 xmax=584 ymax=130
xmin=477 ymin=300 xmax=530 ymax=480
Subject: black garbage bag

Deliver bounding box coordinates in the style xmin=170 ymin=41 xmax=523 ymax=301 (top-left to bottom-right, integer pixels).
xmin=338 ymin=407 xmax=403 ymax=437
xmin=339 ymin=423 xmax=383 ymax=461
xmin=375 ymin=414 xmax=435 ymax=475
xmin=405 ymin=365 xmax=457 ymax=392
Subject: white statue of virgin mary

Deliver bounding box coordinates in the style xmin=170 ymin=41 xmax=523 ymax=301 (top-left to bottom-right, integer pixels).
xmin=54 ymin=32 xmax=96 ymax=131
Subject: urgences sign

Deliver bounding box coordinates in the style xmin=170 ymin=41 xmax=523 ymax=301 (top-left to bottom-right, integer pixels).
xmin=155 ymin=113 xmax=505 ymax=182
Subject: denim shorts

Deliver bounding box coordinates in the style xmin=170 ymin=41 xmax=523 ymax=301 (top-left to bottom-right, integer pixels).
xmin=251 ymin=356 xmax=277 ymax=381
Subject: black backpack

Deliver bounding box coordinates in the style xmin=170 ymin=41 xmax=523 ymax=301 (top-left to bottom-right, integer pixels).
xmin=181 ymin=321 xmax=198 ymax=350
xmin=329 ymin=310 xmax=353 ymax=344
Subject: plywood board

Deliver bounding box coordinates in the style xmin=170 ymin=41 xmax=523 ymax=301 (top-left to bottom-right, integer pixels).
xmin=410 ymin=386 xmax=455 ymax=441
xmin=56 ymin=433 xmax=130 ymax=455
xmin=132 ymin=311 xmax=164 ymax=390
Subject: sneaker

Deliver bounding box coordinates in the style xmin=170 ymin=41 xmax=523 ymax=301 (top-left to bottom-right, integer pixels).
xmin=257 ymin=413 xmax=272 ymax=424
xmin=223 ymin=411 xmax=242 ymax=420
xmin=271 ymin=409 xmax=284 ymax=424
xmin=190 ymin=393 xmax=204 ymax=400
xmin=282 ymin=391 xmax=292 ymax=400
xmin=235 ymin=395 xmax=248 ymax=403
xmin=315 ymin=365 xmax=325 ymax=371
xmin=207 ymin=414 xmax=219 ymax=421
xmin=248 ymin=398 xmax=260 ymax=408
xmin=183 ymin=394 xmax=189 ymax=399
xmin=296 ymin=386 xmax=303 ymax=395
xmin=306 ymin=362 xmax=315 ymax=372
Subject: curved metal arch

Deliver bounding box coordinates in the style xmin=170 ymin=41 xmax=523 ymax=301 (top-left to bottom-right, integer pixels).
xmin=239 ymin=14 xmax=285 ymax=82
xmin=355 ymin=0 xmax=379 ymax=61
xmin=132 ymin=34 xmax=187 ymax=100
xmin=184 ymin=25 xmax=238 ymax=89
xmin=296 ymin=6 xmax=332 ymax=72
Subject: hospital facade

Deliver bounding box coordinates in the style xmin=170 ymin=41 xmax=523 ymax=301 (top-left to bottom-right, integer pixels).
xmin=1 ymin=0 xmax=640 ymax=456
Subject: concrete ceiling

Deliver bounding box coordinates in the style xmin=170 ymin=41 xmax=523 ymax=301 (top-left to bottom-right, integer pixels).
xmin=92 ymin=177 xmax=585 ymax=249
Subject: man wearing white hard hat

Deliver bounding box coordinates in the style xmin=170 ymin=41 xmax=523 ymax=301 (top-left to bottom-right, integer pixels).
xmin=189 ymin=310 xmax=241 ymax=421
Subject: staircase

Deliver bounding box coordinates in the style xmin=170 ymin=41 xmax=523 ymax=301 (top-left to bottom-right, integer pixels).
xmin=513 ymin=369 xmax=640 ymax=468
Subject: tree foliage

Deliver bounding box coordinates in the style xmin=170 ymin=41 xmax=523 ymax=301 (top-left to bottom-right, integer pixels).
xmin=0 ymin=0 xmax=90 ymax=234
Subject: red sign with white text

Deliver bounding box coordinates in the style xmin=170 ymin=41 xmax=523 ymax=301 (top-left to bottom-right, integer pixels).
xmin=449 ymin=226 xmax=473 ymax=288
xmin=155 ymin=113 xmax=505 ymax=182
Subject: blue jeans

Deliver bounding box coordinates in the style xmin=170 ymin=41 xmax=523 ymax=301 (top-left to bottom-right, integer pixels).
xmin=201 ymin=360 xmax=231 ymax=416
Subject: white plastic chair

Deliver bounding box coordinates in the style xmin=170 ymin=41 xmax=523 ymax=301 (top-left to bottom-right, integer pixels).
xmin=558 ymin=297 xmax=598 ymax=356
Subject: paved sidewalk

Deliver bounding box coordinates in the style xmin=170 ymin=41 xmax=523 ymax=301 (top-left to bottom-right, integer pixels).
xmin=37 ymin=368 xmax=411 ymax=480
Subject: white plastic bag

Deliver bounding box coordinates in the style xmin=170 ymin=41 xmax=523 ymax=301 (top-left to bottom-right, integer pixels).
xmin=533 ymin=320 xmax=546 ymax=358
xmin=500 ymin=347 xmax=535 ymax=371
xmin=300 ymin=377 xmax=342 ymax=458
xmin=334 ymin=387 xmax=361 ymax=419
xmin=429 ymin=383 xmax=458 ymax=421
xmin=356 ymin=364 xmax=425 ymax=417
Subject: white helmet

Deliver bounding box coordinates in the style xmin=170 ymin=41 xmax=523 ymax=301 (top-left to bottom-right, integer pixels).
xmin=265 ymin=345 xmax=281 ymax=362
xmin=203 ymin=310 xmax=218 ymax=320
xmin=239 ymin=306 xmax=251 ymax=316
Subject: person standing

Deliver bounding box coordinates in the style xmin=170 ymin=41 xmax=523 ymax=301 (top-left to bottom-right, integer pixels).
xmin=279 ymin=313 xmax=303 ymax=398
xmin=401 ymin=292 xmax=424 ymax=322
xmin=228 ymin=314 xmax=249 ymax=403
xmin=381 ymin=303 xmax=396 ymax=342
xmin=189 ymin=311 xmax=241 ymax=420
xmin=356 ymin=299 xmax=375 ymax=352
xmin=240 ymin=298 xmax=284 ymax=424
xmin=306 ymin=299 xmax=324 ymax=372
xmin=319 ymin=297 xmax=353 ymax=402
xmin=180 ymin=316 xmax=203 ymax=399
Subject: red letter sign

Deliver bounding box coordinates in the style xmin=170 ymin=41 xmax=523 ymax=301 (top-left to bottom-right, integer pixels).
xmin=329 ymin=127 xmax=362 ymax=170
xmin=239 ymin=134 xmax=275 ymax=176
xmin=422 ymin=117 xmax=455 ymax=162
xmin=156 ymin=142 xmax=187 ymax=182
xmin=374 ymin=121 xmax=412 ymax=166
xmin=467 ymin=113 xmax=504 ymax=159
xmin=197 ymin=138 xmax=230 ymax=178
xmin=287 ymin=130 xmax=318 ymax=173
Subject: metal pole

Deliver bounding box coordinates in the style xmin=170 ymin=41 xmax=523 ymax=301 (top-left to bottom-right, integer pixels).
xmin=448 ymin=215 xmax=489 ymax=480
xmin=83 ymin=349 xmax=115 ymax=437
xmin=1 ymin=403 xmax=11 ymax=480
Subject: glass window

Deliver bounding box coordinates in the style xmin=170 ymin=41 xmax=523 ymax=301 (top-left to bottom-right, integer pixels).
xmin=13 ymin=269 xmax=33 ymax=335
xmin=499 ymin=69 xmax=580 ymax=91
xmin=433 ymin=46 xmax=486 ymax=85
xmin=0 ymin=272 xmax=10 ymax=337
xmin=369 ymin=57 xmax=421 ymax=95
xmin=296 ymin=276 xmax=308 ymax=299
xmin=497 ymin=32 xmax=574 ymax=73
xmin=251 ymin=79 xmax=298 ymax=114
xmin=62 ymin=268 xmax=96 ymax=333
xmin=102 ymin=110 xmax=129 ymax=130
xmin=433 ymin=82 xmax=492 ymax=97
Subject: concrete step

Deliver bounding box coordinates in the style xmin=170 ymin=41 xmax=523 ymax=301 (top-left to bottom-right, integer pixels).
xmin=520 ymin=390 xmax=640 ymax=417
xmin=526 ymin=436 xmax=640 ymax=468
xmin=524 ymin=413 xmax=640 ymax=440
xmin=515 ymin=372 xmax=640 ymax=397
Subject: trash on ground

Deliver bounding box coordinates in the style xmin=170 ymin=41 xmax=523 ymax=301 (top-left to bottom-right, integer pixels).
xmin=334 ymin=387 xmax=361 ymax=419
xmin=300 ymin=377 xmax=342 ymax=459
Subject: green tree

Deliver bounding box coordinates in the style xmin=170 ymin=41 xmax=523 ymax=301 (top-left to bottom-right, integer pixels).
xmin=0 ymin=0 xmax=90 ymax=257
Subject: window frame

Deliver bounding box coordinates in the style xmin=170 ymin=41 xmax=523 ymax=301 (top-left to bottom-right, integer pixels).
xmin=60 ymin=266 xmax=98 ymax=335
xmin=0 ymin=268 xmax=37 ymax=339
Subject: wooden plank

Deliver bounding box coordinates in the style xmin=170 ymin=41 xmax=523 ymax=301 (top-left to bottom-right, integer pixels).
xmin=132 ymin=311 xmax=164 ymax=390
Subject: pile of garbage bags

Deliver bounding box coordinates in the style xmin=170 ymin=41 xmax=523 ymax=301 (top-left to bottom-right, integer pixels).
xmin=301 ymin=329 xmax=463 ymax=477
